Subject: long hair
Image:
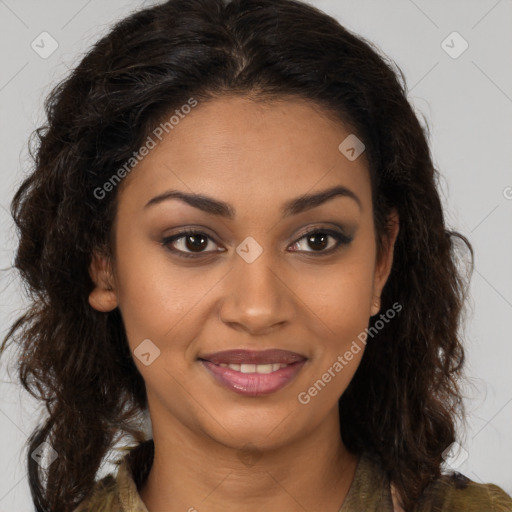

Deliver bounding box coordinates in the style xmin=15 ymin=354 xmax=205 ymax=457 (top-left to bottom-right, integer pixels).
xmin=0 ymin=0 xmax=473 ymax=510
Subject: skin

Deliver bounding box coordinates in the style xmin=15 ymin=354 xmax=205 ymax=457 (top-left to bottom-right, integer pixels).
xmin=89 ymin=95 xmax=400 ymax=512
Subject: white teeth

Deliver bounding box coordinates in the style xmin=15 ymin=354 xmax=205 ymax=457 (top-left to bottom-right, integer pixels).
xmin=219 ymin=363 xmax=289 ymax=373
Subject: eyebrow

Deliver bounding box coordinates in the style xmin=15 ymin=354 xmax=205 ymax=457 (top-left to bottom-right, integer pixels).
xmin=144 ymin=185 xmax=362 ymax=218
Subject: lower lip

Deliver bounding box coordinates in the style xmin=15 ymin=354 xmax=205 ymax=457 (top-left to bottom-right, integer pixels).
xmin=200 ymin=360 xmax=306 ymax=396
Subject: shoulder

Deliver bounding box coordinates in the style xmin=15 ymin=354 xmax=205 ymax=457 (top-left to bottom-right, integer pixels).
xmin=72 ymin=440 xmax=153 ymax=512
xmin=72 ymin=473 xmax=120 ymax=512
xmin=417 ymin=472 xmax=512 ymax=512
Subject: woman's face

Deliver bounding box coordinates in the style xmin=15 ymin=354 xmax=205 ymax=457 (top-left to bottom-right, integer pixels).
xmin=90 ymin=95 xmax=398 ymax=452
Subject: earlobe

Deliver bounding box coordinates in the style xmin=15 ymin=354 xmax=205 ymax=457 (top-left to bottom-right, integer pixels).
xmin=88 ymin=250 xmax=118 ymax=312
xmin=370 ymin=296 xmax=381 ymax=317
xmin=88 ymin=287 xmax=118 ymax=312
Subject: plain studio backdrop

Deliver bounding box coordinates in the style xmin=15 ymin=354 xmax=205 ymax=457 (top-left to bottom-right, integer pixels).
xmin=0 ymin=0 xmax=511 ymax=510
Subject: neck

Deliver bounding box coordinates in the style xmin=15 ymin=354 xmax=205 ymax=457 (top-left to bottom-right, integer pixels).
xmin=139 ymin=407 xmax=359 ymax=512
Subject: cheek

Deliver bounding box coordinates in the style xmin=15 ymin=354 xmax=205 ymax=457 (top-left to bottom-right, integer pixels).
xmin=117 ymin=267 xmax=200 ymax=352
xmin=112 ymin=230 xmax=196 ymax=349
xmin=328 ymin=272 xmax=374 ymax=342
xmin=294 ymin=247 xmax=376 ymax=394
xmin=294 ymin=275 xmax=372 ymax=409
xmin=301 ymin=254 xmax=376 ymax=339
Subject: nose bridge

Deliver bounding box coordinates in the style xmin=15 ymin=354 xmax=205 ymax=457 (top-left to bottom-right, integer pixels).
xmin=219 ymin=235 xmax=290 ymax=332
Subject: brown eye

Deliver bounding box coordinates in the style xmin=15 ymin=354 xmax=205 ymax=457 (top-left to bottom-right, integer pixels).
xmin=289 ymin=229 xmax=352 ymax=255
xmin=181 ymin=233 xmax=209 ymax=252
xmin=162 ymin=227 xmax=352 ymax=259
xmin=162 ymin=230 xmax=222 ymax=257
xmin=306 ymin=232 xmax=329 ymax=251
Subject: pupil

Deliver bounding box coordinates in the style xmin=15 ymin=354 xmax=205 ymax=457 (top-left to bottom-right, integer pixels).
xmin=309 ymin=233 xmax=328 ymax=251
xmin=186 ymin=234 xmax=207 ymax=252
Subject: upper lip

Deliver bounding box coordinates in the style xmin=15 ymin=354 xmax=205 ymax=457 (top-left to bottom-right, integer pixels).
xmin=199 ymin=349 xmax=307 ymax=365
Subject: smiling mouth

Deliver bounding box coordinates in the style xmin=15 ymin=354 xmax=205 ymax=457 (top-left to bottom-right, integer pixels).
xmin=198 ymin=359 xmax=307 ymax=397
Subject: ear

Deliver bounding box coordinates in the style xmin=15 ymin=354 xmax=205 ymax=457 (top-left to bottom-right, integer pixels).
xmin=370 ymin=209 xmax=399 ymax=316
xmin=88 ymin=249 xmax=118 ymax=312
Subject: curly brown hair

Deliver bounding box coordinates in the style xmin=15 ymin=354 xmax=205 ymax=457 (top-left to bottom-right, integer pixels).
xmin=1 ymin=0 xmax=474 ymax=510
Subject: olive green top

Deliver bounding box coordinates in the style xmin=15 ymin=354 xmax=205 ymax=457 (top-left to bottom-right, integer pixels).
xmin=73 ymin=441 xmax=512 ymax=511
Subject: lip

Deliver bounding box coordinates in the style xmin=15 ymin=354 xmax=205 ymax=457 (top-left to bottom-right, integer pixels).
xmin=200 ymin=359 xmax=307 ymax=396
xmin=198 ymin=349 xmax=307 ymax=365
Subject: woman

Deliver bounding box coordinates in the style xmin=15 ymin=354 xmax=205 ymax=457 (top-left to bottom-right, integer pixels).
xmin=2 ymin=0 xmax=511 ymax=511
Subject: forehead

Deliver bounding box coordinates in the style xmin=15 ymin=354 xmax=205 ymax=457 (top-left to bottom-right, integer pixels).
xmin=118 ymin=95 xmax=371 ymax=217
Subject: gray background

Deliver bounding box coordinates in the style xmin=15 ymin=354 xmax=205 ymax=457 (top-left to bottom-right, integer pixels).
xmin=1 ymin=0 xmax=511 ymax=509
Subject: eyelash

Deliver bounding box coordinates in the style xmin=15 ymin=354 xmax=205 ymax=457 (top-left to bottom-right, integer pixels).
xmin=161 ymin=227 xmax=353 ymax=259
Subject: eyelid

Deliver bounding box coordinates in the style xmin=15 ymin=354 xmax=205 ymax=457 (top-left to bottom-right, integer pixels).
xmin=294 ymin=224 xmax=352 ymax=243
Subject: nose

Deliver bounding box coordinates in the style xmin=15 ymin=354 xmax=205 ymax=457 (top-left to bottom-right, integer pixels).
xmin=218 ymin=243 xmax=294 ymax=335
